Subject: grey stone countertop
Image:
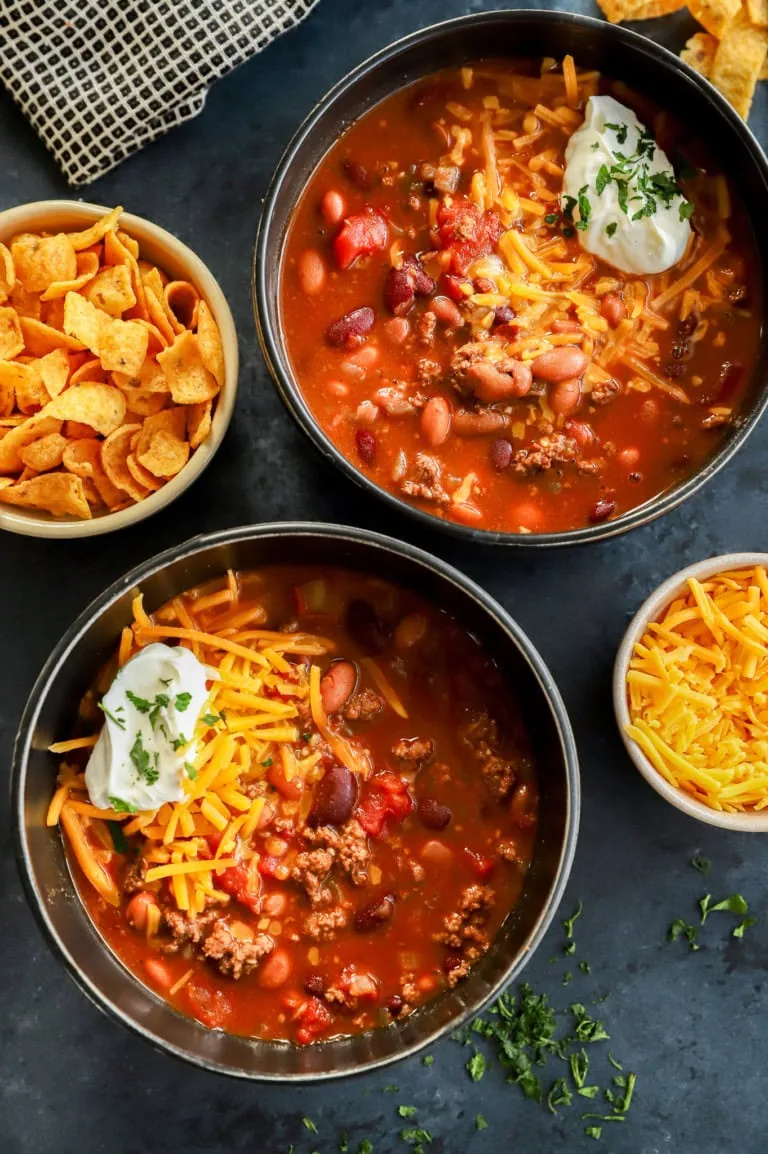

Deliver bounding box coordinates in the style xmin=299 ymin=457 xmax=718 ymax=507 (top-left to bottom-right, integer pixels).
xmin=1 ymin=2 xmax=766 ymax=1152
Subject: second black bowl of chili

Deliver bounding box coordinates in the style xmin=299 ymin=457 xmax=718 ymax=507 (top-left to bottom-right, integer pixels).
xmin=254 ymin=10 xmax=768 ymax=545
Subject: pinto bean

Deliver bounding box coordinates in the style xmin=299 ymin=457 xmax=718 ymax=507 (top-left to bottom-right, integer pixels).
xmin=421 ymin=839 xmax=453 ymax=867
xmin=256 ymin=948 xmax=291 ymax=989
xmin=490 ymin=438 xmax=513 ymax=471
xmin=343 ymin=158 xmax=371 ymax=190
xmin=549 ymin=377 xmax=582 ymax=415
xmin=466 ymin=359 xmax=532 ymax=402
xmin=551 ymin=318 xmax=582 ymax=334
xmin=395 ymin=613 xmax=427 ymax=649
xmin=309 ymin=764 xmax=358 ymax=827
xmin=600 ymin=293 xmax=626 ymax=328
xmin=320 ymin=659 xmax=357 ymax=713
xmin=298 ymin=249 xmax=326 ymax=295
xmin=144 ymin=957 xmax=173 ymax=990
xmin=417 ymin=796 xmax=452 ymax=830
xmin=320 ymin=189 xmax=346 ymax=226
xmin=326 ymin=307 xmax=375 ymax=348
xmin=346 ymin=344 xmax=379 ymax=369
xmin=385 ymin=317 xmax=410 ymax=344
xmin=452 ymin=408 xmax=508 ymax=437
xmin=421 ymin=396 xmax=452 ymax=446
xmin=429 ymin=295 xmax=463 ymax=328
xmin=125 ymin=891 xmax=158 ymax=932
xmin=346 ymin=598 xmax=390 ymax=653
xmin=355 ymin=428 xmax=376 ymax=465
xmin=531 ymin=346 xmax=588 ymax=383
xmin=354 ymin=892 xmax=396 ymax=932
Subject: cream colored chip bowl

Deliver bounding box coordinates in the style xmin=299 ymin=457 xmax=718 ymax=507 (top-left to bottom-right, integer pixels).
xmin=0 ymin=200 xmax=238 ymax=539
xmin=613 ymin=552 xmax=768 ymax=832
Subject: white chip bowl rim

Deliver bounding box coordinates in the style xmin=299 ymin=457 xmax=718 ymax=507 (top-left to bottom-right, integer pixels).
xmin=613 ymin=552 xmax=768 ymax=832
xmin=0 ymin=199 xmax=238 ymax=539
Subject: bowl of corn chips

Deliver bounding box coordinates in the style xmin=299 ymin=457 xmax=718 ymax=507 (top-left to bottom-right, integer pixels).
xmin=0 ymin=201 xmax=238 ymax=538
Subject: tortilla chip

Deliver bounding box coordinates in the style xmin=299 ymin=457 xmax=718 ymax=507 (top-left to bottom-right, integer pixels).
xmin=81 ymin=477 xmax=103 ymax=507
xmin=0 ymin=361 xmax=27 ymax=416
xmin=70 ymin=357 xmax=108 ymax=386
xmin=165 ymin=281 xmax=199 ymax=330
xmin=116 ymin=230 xmax=140 ymax=260
xmin=44 ymin=382 xmax=127 ymax=436
xmin=8 ymin=282 xmax=41 ymax=320
xmin=82 ymin=265 xmax=136 ymax=317
xmin=62 ymin=291 xmax=103 ymax=354
xmin=104 ymin=230 xmax=148 ymax=321
xmin=101 ymin=423 xmax=149 ymax=500
xmin=144 ymin=286 xmax=178 ymax=344
xmin=0 ymin=307 xmax=24 ymax=359
xmin=35 ymin=348 xmax=71 ymax=398
xmin=40 ymin=297 xmax=66 ymax=331
xmin=0 ymin=471 xmax=91 ymax=518
xmin=187 ymin=400 xmax=212 ymax=449
xmin=135 ymin=319 xmax=168 ymax=355
xmin=680 ymin=32 xmax=718 ymax=78
xmin=20 ymin=315 xmax=85 ymax=356
xmin=688 ymin=0 xmax=741 ymax=37
xmin=113 ymin=359 xmax=168 ymax=394
xmin=135 ymin=407 xmax=185 ymax=455
xmin=143 ymin=267 xmax=182 ymax=333
xmin=127 ymin=452 xmax=163 ymax=491
xmin=63 ymin=291 xmax=148 ymax=375
xmin=14 ymin=364 xmax=50 ymax=413
xmin=65 ymin=420 xmax=98 ymax=439
xmin=67 ymin=207 xmax=123 ymax=252
xmin=710 ymin=24 xmax=768 ymax=118
xmin=19 ymin=431 xmax=68 ymax=472
xmin=196 ymin=301 xmax=225 ymax=389
xmin=118 ymin=386 xmax=168 ymax=416
xmin=11 ymin=233 xmax=77 ymax=293
xmin=137 ymin=428 xmax=190 ymax=478
xmin=597 ymin=0 xmax=685 ymax=19
xmin=61 ymin=436 xmax=129 ymax=507
xmin=0 ymin=243 xmax=15 ymax=303
xmin=76 ymin=251 xmax=101 ymax=278
xmin=0 ymin=414 xmax=62 ymax=473
xmin=40 ymin=266 xmax=98 ymax=301
xmin=157 ymin=330 xmax=218 ymax=404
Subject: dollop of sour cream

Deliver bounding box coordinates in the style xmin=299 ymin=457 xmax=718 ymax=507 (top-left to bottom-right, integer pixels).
xmin=562 ymin=95 xmax=692 ymax=276
xmin=85 ymin=643 xmax=211 ymax=813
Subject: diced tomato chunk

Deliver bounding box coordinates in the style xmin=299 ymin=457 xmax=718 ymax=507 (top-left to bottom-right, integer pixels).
xmin=436 ymin=200 xmax=503 ymax=275
xmin=217 ymin=861 xmax=261 ymax=913
xmin=356 ymin=771 xmax=413 ymax=837
xmin=441 ymin=273 xmax=468 ymax=302
xmin=334 ymin=207 xmax=389 ymax=269
xmin=268 ymin=760 xmax=303 ymax=800
xmin=463 ymin=846 xmax=496 ymax=880
xmin=256 ymin=853 xmax=283 ymax=879
xmin=185 ymin=982 xmax=233 ymax=1029
xmin=295 ymin=996 xmax=333 ymax=1045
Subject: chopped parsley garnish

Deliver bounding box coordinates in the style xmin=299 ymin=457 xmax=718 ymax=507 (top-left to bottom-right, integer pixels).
xmin=562 ymin=972 xmax=573 ymax=986
xmin=475 ymin=1114 xmax=488 ymax=1132
xmin=384 ymin=1085 xmax=399 ymax=1093
xmin=585 ymin=1125 xmax=602 ymax=1140
xmin=107 ymin=820 xmax=129 ymax=853
xmin=99 ymin=701 xmax=126 ymax=729
xmin=691 ymin=855 xmax=711 ymax=875
xmin=579 ymin=960 xmax=591 ymax=974
xmin=544 ymin=212 xmax=560 ymax=224
xmin=400 ymin=1129 xmax=432 ymax=1148
xmin=604 ymin=120 xmax=628 ymax=145
xmin=608 ymin=1052 xmax=623 ymax=1071
xmin=606 ymin=222 xmax=617 ymax=238
xmin=184 ymin=761 xmax=198 ymax=780
xmin=733 ymin=917 xmax=757 ymax=938
xmin=562 ymin=226 xmax=575 ymax=239
xmin=586 ymin=123 xmax=692 ymax=224
xmin=562 ymin=194 xmax=577 ymax=223
xmin=668 ymin=918 xmax=699 ymax=950
xmin=338 ymin=1137 xmax=348 ymax=1153
xmin=595 ymin=164 xmax=611 ymax=196
xmin=202 ymin=711 xmax=222 ymax=727
xmin=679 ymin=200 xmax=695 ymax=221
xmin=571 ymin=1003 xmax=609 ymax=1044
xmin=126 ymin=689 xmax=152 ymax=713
xmin=466 ymin=1050 xmax=486 ymax=1081
xmin=130 ymin=731 xmax=158 ymax=785
xmin=699 ymin=893 xmax=748 ymax=923
xmin=108 ymin=796 xmax=137 ymax=814
xmin=302 ymin=731 xmax=312 ymax=742
xmin=397 ymin=1106 xmax=417 ymax=1119
xmin=261 ymin=757 xmax=273 ymax=768
xmin=358 ymin=1142 xmax=373 ymax=1154
xmin=547 ymin=1077 xmax=573 ymax=1113
xmin=174 ymin=692 xmax=192 ymax=712
xmin=171 ymin=735 xmax=188 ymax=751
xmin=302 ymin=1117 xmax=318 ymax=1135
xmin=562 ymin=901 xmax=583 ymax=939
xmin=564 ymin=941 xmax=576 ymax=956
xmin=422 ymin=1054 xmax=434 ymax=1067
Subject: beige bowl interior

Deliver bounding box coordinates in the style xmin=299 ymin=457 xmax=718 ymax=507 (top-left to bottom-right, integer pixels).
xmin=613 ymin=552 xmax=768 ymax=832
xmin=0 ymin=200 xmax=238 ymax=539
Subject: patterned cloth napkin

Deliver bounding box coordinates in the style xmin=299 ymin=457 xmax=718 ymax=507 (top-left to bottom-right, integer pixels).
xmin=0 ymin=0 xmax=318 ymax=187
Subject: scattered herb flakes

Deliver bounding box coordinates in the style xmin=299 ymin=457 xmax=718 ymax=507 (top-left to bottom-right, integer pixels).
xmin=174 ymin=691 xmax=192 ymax=712
xmin=544 ymin=212 xmax=560 ymax=225
xmin=606 ymin=221 xmax=617 ymax=238
xmin=699 ymin=893 xmax=749 ymax=924
xmin=129 ymin=731 xmax=159 ymax=785
xmin=569 ymin=1049 xmax=589 ymax=1089
xmin=384 ymin=1085 xmax=399 ymax=1093
xmin=358 ymin=1142 xmax=373 ymax=1154
xmin=202 ymin=711 xmax=223 ymax=727
xmin=467 ymin=1051 xmax=486 ymax=1082
xmin=562 ymin=972 xmax=573 ymax=986
xmin=547 ymin=1077 xmax=573 ymax=1113
xmin=576 ymin=185 xmax=591 ymax=231
xmin=668 ymin=918 xmax=699 ymax=951
xmin=571 ymin=1003 xmax=609 ymax=1044
xmin=99 ymin=701 xmax=126 ymax=729
xmin=171 ymin=734 xmax=188 ymax=751
xmin=564 ymin=942 xmax=576 ymax=956
xmin=107 ymin=820 xmax=128 ymax=852
xmin=595 ymin=163 xmax=611 ymax=196
xmin=579 ymin=960 xmax=591 ymax=975
xmin=400 ymin=1128 xmax=432 ymax=1149
xmin=563 ymin=902 xmax=583 ymax=939
xmin=691 ymin=855 xmax=711 ymax=875
xmin=422 ymin=1055 xmax=434 ymax=1067
xmin=302 ymin=1117 xmax=318 ymax=1135
xmin=261 ymin=757 xmax=273 ymax=768
xmin=604 ymin=120 xmax=628 ymax=145
xmin=578 ymin=1086 xmax=600 ymax=1100
xmin=397 ymin=1106 xmax=417 ymax=1119
xmin=108 ymin=796 xmax=137 ymax=814
xmin=562 ymin=194 xmax=577 ymax=222
xmin=475 ymin=1114 xmax=488 ymax=1132
xmin=585 ymin=1125 xmax=602 ymax=1140
xmin=339 ymin=1135 xmax=348 ymax=1153
xmin=608 ymin=1052 xmax=623 ymax=1072
xmin=733 ymin=917 xmax=757 ymax=938
xmin=126 ymin=689 xmax=152 ymax=713
xmin=184 ymin=761 xmax=198 ymax=780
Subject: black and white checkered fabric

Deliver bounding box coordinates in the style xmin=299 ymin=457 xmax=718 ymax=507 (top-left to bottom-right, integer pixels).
xmin=0 ymin=0 xmax=318 ymax=187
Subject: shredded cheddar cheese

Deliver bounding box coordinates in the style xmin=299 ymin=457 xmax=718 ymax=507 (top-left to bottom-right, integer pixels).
xmin=626 ymin=566 xmax=768 ymax=812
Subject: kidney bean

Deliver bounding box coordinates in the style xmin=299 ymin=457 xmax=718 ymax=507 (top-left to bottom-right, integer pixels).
xmin=429 ymin=295 xmax=463 ymax=328
xmin=493 ymin=305 xmax=515 ymax=327
xmin=387 ymin=994 xmax=404 ymax=1016
xmin=326 ymin=379 xmax=349 ymax=398
xmin=549 ymin=377 xmax=582 ymax=415
xmin=385 ymin=316 xmax=410 ymax=344
xmin=531 ymin=346 xmax=588 ymax=383
xmin=417 ymin=796 xmax=452 ymax=830
xmin=125 ymin=891 xmax=158 ymax=932
xmin=257 ymin=948 xmax=292 ymax=989
xmin=421 ymin=839 xmax=453 ymax=866
xmin=346 ymin=598 xmax=390 ymax=653
xmin=384 ymin=267 xmax=415 ymax=316
xmin=304 ymin=972 xmax=326 ymax=997
xmin=551 ymin=318 xmax=582 ymax=334
xmin=589 ymin=497 xmax=617 ymax=524
xmin=309 ymin=764 xmax=358 ymax=827
xmin=394 ymin=612 xmax=427 ymax=649
xmin=490 ymin=438 xmax=513 ymax=471
xmin=320 ymin=189 xmax=346 ymax=226
xmin=343 ymin=157 xmax=371 ymax=189
xmin=420 ymin=396 xmax=452 ymax=446
xmin=354 ymin=892 xmax=396 ymax=932
xmin=618 ymin=446 xmax=640 ymax=469
xmin=320 ymin=659 xmax=357 ymax=713
xmin=297 ymin=249 xmax=326 ymax=295
xmin=466 ymin=359 xmax=532 ymax=402
xmin=452 ymin=409 xmax=507 ymax=437
xmin=600 ymin=292 xmax=626 ymax=328
xmin=355 ymin=428 xmax=376 ymax=465
xmin=346 ymin=344 xmax=379 ymax=369
xmin=326 ymin=307 xmax=375 ymax=348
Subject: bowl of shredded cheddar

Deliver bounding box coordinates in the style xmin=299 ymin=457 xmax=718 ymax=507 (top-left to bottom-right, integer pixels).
xmin=614 ymin=553 xmax=768 ymax=831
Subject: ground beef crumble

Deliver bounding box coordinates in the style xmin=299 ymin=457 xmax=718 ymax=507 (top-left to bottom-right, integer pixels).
xmin=161 ymin=909 xmax=274 ymax=979
xmin=436 ymin=884 xmax=495 ymax=987
xmin=342 ymin=688 xmax=385 ymax=722
xmin=508 ymin=433 xmax=577 ymax=476
xmin=400 ymin=452 xmax=450 ymax=506
xmin=481 ymin=754 xmax=517 ymax=801
xmin=391 ymin=736 xmax=435 ymax=767
xmin=303 ymin=907 xmax=348 ymax=941
xmin=304 ymin=818 xmax=371 ymax=886
xmin=122 ymin=856 xmax=148 ymax=894
xmin=292 ymin=847 xmax=335 ymax=906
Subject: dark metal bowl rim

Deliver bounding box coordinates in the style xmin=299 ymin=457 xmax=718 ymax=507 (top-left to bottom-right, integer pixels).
xmin=12 ymin=521 xmax=579 ymax=1080
xmin=253 ymin=9 xmax=768 ymax=548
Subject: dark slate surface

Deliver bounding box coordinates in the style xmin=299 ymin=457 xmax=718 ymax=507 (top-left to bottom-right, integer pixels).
xmin=1 ymin=2 xmax=766 ymax=1152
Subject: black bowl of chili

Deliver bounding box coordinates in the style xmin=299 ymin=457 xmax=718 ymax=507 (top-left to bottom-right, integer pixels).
xmin=13 ymin=523 xmax=578 ymax=1079
xmin=254 ymin=10 xmax=768 ymax=546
